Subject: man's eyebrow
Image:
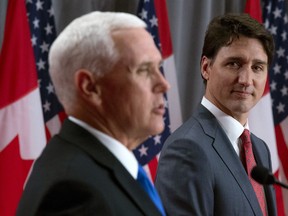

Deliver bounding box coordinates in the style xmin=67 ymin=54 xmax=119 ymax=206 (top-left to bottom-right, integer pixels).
xmin=224 ymin=56 xmax=244 ymax=62
xmin=225 ymin=56 xmax=268 ymax=65
xmin=138 ymin=62 xmax=152 ymax=67
xmin=253 ymin=59 xmax=268 ymax=65
xmin=138 ymin=60 xmax=163 ymax=67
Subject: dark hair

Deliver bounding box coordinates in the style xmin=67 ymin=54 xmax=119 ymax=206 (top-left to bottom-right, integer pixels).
xmin=201 ymin=13 xmax=274 ymax=66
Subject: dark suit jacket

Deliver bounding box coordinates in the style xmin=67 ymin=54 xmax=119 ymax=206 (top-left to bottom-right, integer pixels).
xmin=16 ymin=119 xmax=162 ymax=216
xmin=155 ymin=105 xmax=277 ymax=216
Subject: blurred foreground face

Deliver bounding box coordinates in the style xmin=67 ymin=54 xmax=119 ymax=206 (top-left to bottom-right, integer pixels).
xmin=202 ymin=36 xmax=268 ymax=124
xmin=98 ymin=28 xmax=170 ymax=146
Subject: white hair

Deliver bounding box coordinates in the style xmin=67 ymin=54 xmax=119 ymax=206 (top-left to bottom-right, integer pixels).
xmin=48 ymin=11 xmax=146 ymax=107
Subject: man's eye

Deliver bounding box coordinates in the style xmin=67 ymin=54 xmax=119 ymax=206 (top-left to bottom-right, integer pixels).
xmin=253 ymin=65 xmax=264 ymax=72
xmin=230 ymin=62 xmax=239 ymax=66
xmin=227 ymin=62 xmax=241 ymax=68
xmin=138 ymin=68 xmax=149 ymax=72
xmin=137 ymin=67 xmax=151 ymax=75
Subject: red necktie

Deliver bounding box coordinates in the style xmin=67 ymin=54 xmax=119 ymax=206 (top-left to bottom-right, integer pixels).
xmin=240 ymin=129 xmax=267 ymax=216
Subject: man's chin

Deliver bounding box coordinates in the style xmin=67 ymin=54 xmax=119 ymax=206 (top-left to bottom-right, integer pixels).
xmin=150 ymin=125 xmax=165 ymax=136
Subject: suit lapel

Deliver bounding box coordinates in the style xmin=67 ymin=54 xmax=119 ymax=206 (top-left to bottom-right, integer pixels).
xmin=196 ymin=105 xmax=263 ymax=215
xmin=112 ymin=162 xmax=162 ymax=216
xmin=59 ymin=119 xmax=161 ymax=216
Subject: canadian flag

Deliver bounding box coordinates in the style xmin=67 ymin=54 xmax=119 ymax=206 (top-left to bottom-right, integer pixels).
xmin=0 ymin=0 xmax=63 ymax=215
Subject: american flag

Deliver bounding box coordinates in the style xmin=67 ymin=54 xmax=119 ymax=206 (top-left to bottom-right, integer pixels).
xmin=26 ymin=0 xmax=66 ymax=139
xmin=262 ymin=0 xmax=288 ymax=214
xmin=133 ymin=0 xmax=182 ymax=182
xmin=0 ymin=0 xmax=64 ymax=215
xmin=133 ymin=0 xmax=171 ymax=166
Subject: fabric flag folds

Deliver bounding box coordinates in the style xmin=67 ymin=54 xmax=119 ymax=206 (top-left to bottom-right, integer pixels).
xmin=26 ymin=0 xmax=66 ymax=139
xmin=246 ymin=0 xmax=288 ymax=215
xmin=262 ymin=0 xmax=288 ymax=215
xmin=134 ymin=0 xmax=182 ymax=182
xmin=0 ymin=0 xmax=65 ymax=215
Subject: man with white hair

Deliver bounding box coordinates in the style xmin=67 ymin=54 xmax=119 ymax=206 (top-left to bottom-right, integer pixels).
xmin=16 ymin=11 xmax=169 ymax=216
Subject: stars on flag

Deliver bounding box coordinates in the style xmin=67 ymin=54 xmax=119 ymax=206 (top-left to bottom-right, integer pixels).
xmin=35 ymin=0 xmax=44 ymax=11
xmin=46 ymin=83 xmax=54 ymax=94
xmin=263 ymin=0 xmax=288 ymax=214
xmin=48 ymin=7 xmax=54 ymax=17
xmin=270 ymin=80 xmax=277 ymax=91
xmin=44 ymin=23 xmax=53 ymax=35
xmin=133 ymin=0 xmax=171 ymax=165
xmin=36 ymin=59 xmax=45 ymax=70
xmin=31 ymin=35 xmax=37 ymax=46
xmin=43 ymin=100 xmax=51 ymax=112
xmin=40 ymin=41 xmax=49 ymax=53
xmin=139 ymin=145 xmax=149 ymax=157
xmin=273 ymin=64 xmax=281 ymax=74
xmin=285 ymin=70 xmax=288 ymax=79
xmin=276 ymin=47 xmax=285 ymax=58
xmin=139 ymin=9 xmax=148 ymax=20
xmin=273 ymin=7 xmax=282 ymax=19
xmin=33 ymin=18 xmax=40 ymax=28
xmin=281 ymin=31 xmax=287 ymax=40
xmin=149 ymin=15 xmax=158 ymax=27
xmin=263 ymin=0 xmax=288 ymax=123
xmin=26 ymin=0 xmax=64 ymax=122
xmin=280 ymin=86 xmax=288 ymax=95
xmin=276 ymin=103 xmax=285 ymax=113
xmin=139 ymin=9 xmax=159 ymax=29
xmin=153 ymin=135 xmax=162 ymax=145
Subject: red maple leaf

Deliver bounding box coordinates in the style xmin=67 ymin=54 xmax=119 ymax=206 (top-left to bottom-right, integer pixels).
xmin=0 ymin=136 xmax=33 ymax=216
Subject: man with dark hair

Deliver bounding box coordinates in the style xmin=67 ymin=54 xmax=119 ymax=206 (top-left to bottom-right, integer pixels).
xmin=156 ymin=13 xmax=277 ymax=216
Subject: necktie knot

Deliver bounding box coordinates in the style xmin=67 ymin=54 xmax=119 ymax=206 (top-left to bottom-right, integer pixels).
xmin=240 ymin=129 xmax=251 ymax=147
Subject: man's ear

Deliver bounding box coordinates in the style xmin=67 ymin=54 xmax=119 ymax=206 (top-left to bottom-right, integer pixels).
xmin=201 ymin=56 xmax=210 ymax=81
xmin=74 ymin=69 xmax=101 ymax=102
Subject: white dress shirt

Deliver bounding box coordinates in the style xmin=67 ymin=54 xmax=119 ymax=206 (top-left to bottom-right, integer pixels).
xmin=201 ymin=97 xmax=248 ymax=156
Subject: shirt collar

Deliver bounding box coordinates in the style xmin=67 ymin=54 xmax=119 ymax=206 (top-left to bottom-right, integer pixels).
xmin=68 ymin=116 xmax=138 ymax=179
xmin=201 ymin=97 xmax=248 ymax=145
